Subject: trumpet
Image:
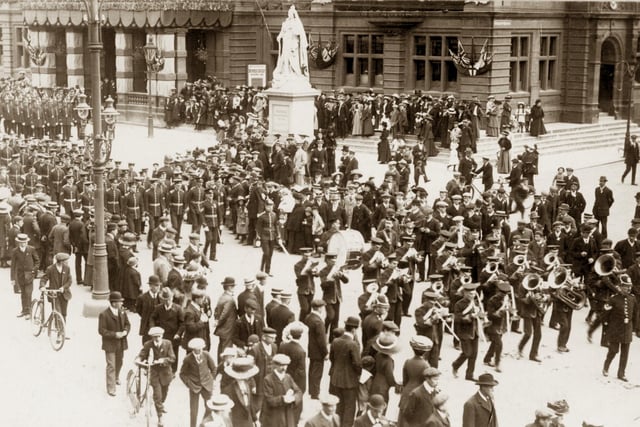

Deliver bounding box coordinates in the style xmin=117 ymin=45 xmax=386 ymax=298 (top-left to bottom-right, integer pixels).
xmin=513 ymin=254 xmax=529 ymax=272
xmin=484 ymin=261 xmax=500 ymax=274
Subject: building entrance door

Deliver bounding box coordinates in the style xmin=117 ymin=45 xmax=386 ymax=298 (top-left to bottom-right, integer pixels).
xmin=598 ymin=39 xmax=617 ymax=115
xmin=186 ymin=30 xmax=207 ymax=82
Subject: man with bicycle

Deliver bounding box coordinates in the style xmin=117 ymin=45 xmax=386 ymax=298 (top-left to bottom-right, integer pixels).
xmin=135 ymin=326 xmax=175 ymax=426
xmin=39 ymin=252 xmax=72 ymax=322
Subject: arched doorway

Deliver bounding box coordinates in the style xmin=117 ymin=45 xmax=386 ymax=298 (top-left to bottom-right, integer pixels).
xmin=599 ymin=38 xmax=618 ymax=114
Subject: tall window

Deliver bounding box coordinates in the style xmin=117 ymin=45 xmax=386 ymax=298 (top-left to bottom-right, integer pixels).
xmin=343 ymin=34 xmax=384 ymax=87
xmin=636 ymin=36 xmax=640 ymax=84
xmin=412 ymin=35 xmax=458 ymax=91
xmin=54 ymin=29 xmax=68 ymax=87
xmin=131 ymin=30 xmax=147 ymax=93
xmin=15 ymin=27 xmax=30 ymax=69
xmin=509 ymin=36 xmax=529 ymax=92
xmin=539 ymin=35 xmax=558 ymax=90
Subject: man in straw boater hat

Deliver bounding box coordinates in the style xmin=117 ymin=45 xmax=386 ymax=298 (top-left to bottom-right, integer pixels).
xmin=11 ymin=232 xmax=40 ymax=319
xmin=98 ymin=291 xmax=131 ymax=397
xmin=179 ymin=337 xmax=217 ymax=427
xmin=260 ymin=353 xmax=303 ymax=427
xmin=201 ymin=394 xmax=234 ymax=427
xmin=221 ymin=356 xmax=260 ymax=426
xmin=134 ymin=326 xmax=175 ymax=426
xmin=462 ymin=373 xmax=499 ymax=427
xmin=303 ymin=394 xmax=340 ymax=427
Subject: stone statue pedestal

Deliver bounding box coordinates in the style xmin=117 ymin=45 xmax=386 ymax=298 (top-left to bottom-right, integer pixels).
xmin=266 ymin=86 xmax=320 ymax=137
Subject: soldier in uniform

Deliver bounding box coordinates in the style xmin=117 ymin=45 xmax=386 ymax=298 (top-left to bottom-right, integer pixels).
xmin=294 ymin=248 xmax=318 ymax=321
xmin=48 ymin=159 xmax=66 ymax=205
xmin=166 ymin=178 xmax=185 ymax=243
xmin=602 ymin=275 xmax=638 ymax=382
xmin=255 ymin=198 xmax=281 ymax=276
xmin=23 ymin=165 xmax=39 ymax=195
xmin=123 ymin=181 xmax=144 ymax=238
xmin=105 ymin=178 xmax=123 ymax=217
xmin=202 ymin=188 xmax=219 ymax=262
xmin=186 ymin=177 xmax=205 ymax=234
xmin=144 ymin=177 xmax=165 ymax=247
xmin=59 ymin=175 xmax=79 ymax=215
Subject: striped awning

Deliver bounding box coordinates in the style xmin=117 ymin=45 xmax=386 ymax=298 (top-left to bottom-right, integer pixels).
xmin=23 ymin=8 xmax=233 ymax=28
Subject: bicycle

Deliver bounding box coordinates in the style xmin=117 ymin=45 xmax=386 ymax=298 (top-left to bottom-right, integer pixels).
xmin=31 ymin=288 xmax=66 ymax=351
xmin=126 ymin=359 xmax=153 ymax=426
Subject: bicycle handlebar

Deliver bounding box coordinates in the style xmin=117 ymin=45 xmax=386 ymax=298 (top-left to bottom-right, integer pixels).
xmin=41 ymin=288 xmax=64 ymax=296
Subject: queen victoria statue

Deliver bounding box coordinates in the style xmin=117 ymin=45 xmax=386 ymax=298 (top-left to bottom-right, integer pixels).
xmin=272 ymin=5 xmax=311 ymax=90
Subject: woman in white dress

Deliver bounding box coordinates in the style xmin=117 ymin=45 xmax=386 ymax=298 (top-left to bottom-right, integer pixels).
xmin=352 ymin=101 xmax=363 ymax=136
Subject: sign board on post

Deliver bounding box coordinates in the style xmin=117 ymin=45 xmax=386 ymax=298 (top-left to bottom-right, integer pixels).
xmin=247 ymin=64 xmax=267 ymax=88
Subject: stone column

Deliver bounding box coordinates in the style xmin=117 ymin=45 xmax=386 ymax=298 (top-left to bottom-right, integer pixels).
xmin=115 ymin=29 xmax=133 ymax=95
xmin=174 ymin=29 xmax=187 ymax=91
xmin=153 ymin=30 xmax=177 ymax=96
xmin=30 ymin=29 xmax=56 ymax=88
xmin=66 ymin=29 xmax=84 ymax=88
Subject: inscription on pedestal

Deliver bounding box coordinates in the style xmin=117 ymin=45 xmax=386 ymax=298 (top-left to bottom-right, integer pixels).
xmin=271 ymin=103 xmax=291 ymax=134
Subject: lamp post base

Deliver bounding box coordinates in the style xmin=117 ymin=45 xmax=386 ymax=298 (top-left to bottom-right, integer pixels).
xmin=148 ymin=116 xmax=154 ymax=138
xmin=82 ymin=297 xmax=111 ymax=318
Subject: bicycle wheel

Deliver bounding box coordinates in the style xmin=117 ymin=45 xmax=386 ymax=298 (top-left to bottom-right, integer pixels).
xmin=126 ymin=369 xmax=142 ymax=414
xmin=31 ymin=299 xmax=44 ymax=337
xmin=47 ymin=311 xmax=66 ymax=351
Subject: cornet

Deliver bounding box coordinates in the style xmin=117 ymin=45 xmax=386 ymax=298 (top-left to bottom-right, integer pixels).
xmin=543 ymin=252 xmax=560 ymax=270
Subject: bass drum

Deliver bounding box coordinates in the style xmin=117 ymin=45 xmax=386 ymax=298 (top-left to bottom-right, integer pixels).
xmin=327 ymin=230 xmax=366 ymax=270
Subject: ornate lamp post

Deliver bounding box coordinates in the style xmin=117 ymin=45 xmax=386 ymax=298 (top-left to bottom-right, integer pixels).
xmin=74 ymin=92 xmax=91 ymax=134
xmin=103 ymin=95 xmax=119 ymax=141
xmin=78 ymin=0 xmax=111 ymax=316
xmin=143 ymin=36 xmax=164 ymax=138
xmin=620 ymin=61 xmax=638 ymax=147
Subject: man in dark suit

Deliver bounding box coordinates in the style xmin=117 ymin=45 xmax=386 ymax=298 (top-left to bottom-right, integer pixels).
xmin=353 ymin=394 xmax=387 ymax=427
xmin=294 ymin=248 xmax=317 ymax=321
xmin=179 ymin=337 xmax=217 ymax=427
xmin=622 ymin=134 xmax=640 ymax=185
xmin=320 ymin=251 xmax=349 ymax=338
xmin=462 ymin=373 xmax=499 ymax=427
xmin=135 ymin=326 xmax=175 ymax=424
xmin=150 ymin=287 xmax=184 ymax=373
xmin=249 ymin=327 xmax=278 ymax=409
xmin=507 ymin=158 xmax=522 ymax=188
xmin=260 ymin=353 xmax=303 ymax=427
xmin=270 ymin=291 xmax=296 ymax=345
xmin=39 ymin=252 xmax=72 ymax=321
xmin=278 ymin=323 xmax=307 ymax=394
xmin=182 ymin=288 xmax=211 ymax=351
xmin=570 ymin=225 xmax=598 ymax=280
xmin=329 ymin=316 xmax=362 ymax=427
xmin=98 ymin=291 xmax=131 ymax=396
xmin=68 ymin=209 xmax=88 ymax=285
xmin=592 ymin=176 xmax=614 ymax=238
xmin=613 ymin=228 xmax=640 ymax=269
xmin=214 ymin=277 xmax=238 ymax=359
xmin=11 ymin=233 xmax=40 ymax=318
xmin=135 ymin=275 xmax=161 ymax=345
xmin=474 ymin=156 xmax=494 ymax=192
xmin=402 ymin=367 xmax=441 ymax=427
xmin=233 ymin=298 xmax=264 ymax=349
xmin=304 ymin=300 xmax=328 ymax=400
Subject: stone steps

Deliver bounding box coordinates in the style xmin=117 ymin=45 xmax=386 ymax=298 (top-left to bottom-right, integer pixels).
xmin=340 ymin=115 xmax=639 ymax=164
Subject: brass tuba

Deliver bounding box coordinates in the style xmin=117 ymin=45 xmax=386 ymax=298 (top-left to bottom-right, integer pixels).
xmin=543 ymin=252 xmax=559 ymax=269
xmin=522 ymin=273 xmax=542 ymax=291
xmin=513 ymin=254 xmax=527 ymax=266
xmin=548 ymin=266 xmax=570 ymax=289
xmin=555 ymin=282 xmax=587 ymax=310
xmin=460 ymin=274 xmax=473 ymax=286
xmin=484 ymin=261 xmax=499 ymax=274
xmin=594 ymin=254 xmax=616 ymax=277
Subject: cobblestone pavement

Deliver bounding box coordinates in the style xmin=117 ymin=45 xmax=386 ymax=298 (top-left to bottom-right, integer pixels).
xmin=3 ymin=124 xmax=639 ymax=426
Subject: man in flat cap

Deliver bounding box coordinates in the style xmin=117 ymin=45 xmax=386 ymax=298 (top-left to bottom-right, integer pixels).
xmin=39 ymin=252 xmax=72 ymax=322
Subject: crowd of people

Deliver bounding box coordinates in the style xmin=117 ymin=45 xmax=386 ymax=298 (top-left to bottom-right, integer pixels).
xmin=1 ymin=73 xmax=629 ymax=427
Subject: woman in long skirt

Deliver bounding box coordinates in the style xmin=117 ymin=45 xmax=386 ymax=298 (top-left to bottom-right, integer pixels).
xmin=497 ymin=130 xmax=512 ymax=174
xmin=529 ymin=99 xmax=546 ymax=137
xmin=486 ymin=96 xmax=500 ymax=137
xmin=378 ymin=122 xmax=391 ymax=163
xmin=362 ymin=100 xmax=375 ymax=137
xmin=352 ymin=102 xmax=363 ymax=136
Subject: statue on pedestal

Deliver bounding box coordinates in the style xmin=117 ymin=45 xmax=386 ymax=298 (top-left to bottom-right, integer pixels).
xmin=272 ymin=5 xmax=310 ymax=90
